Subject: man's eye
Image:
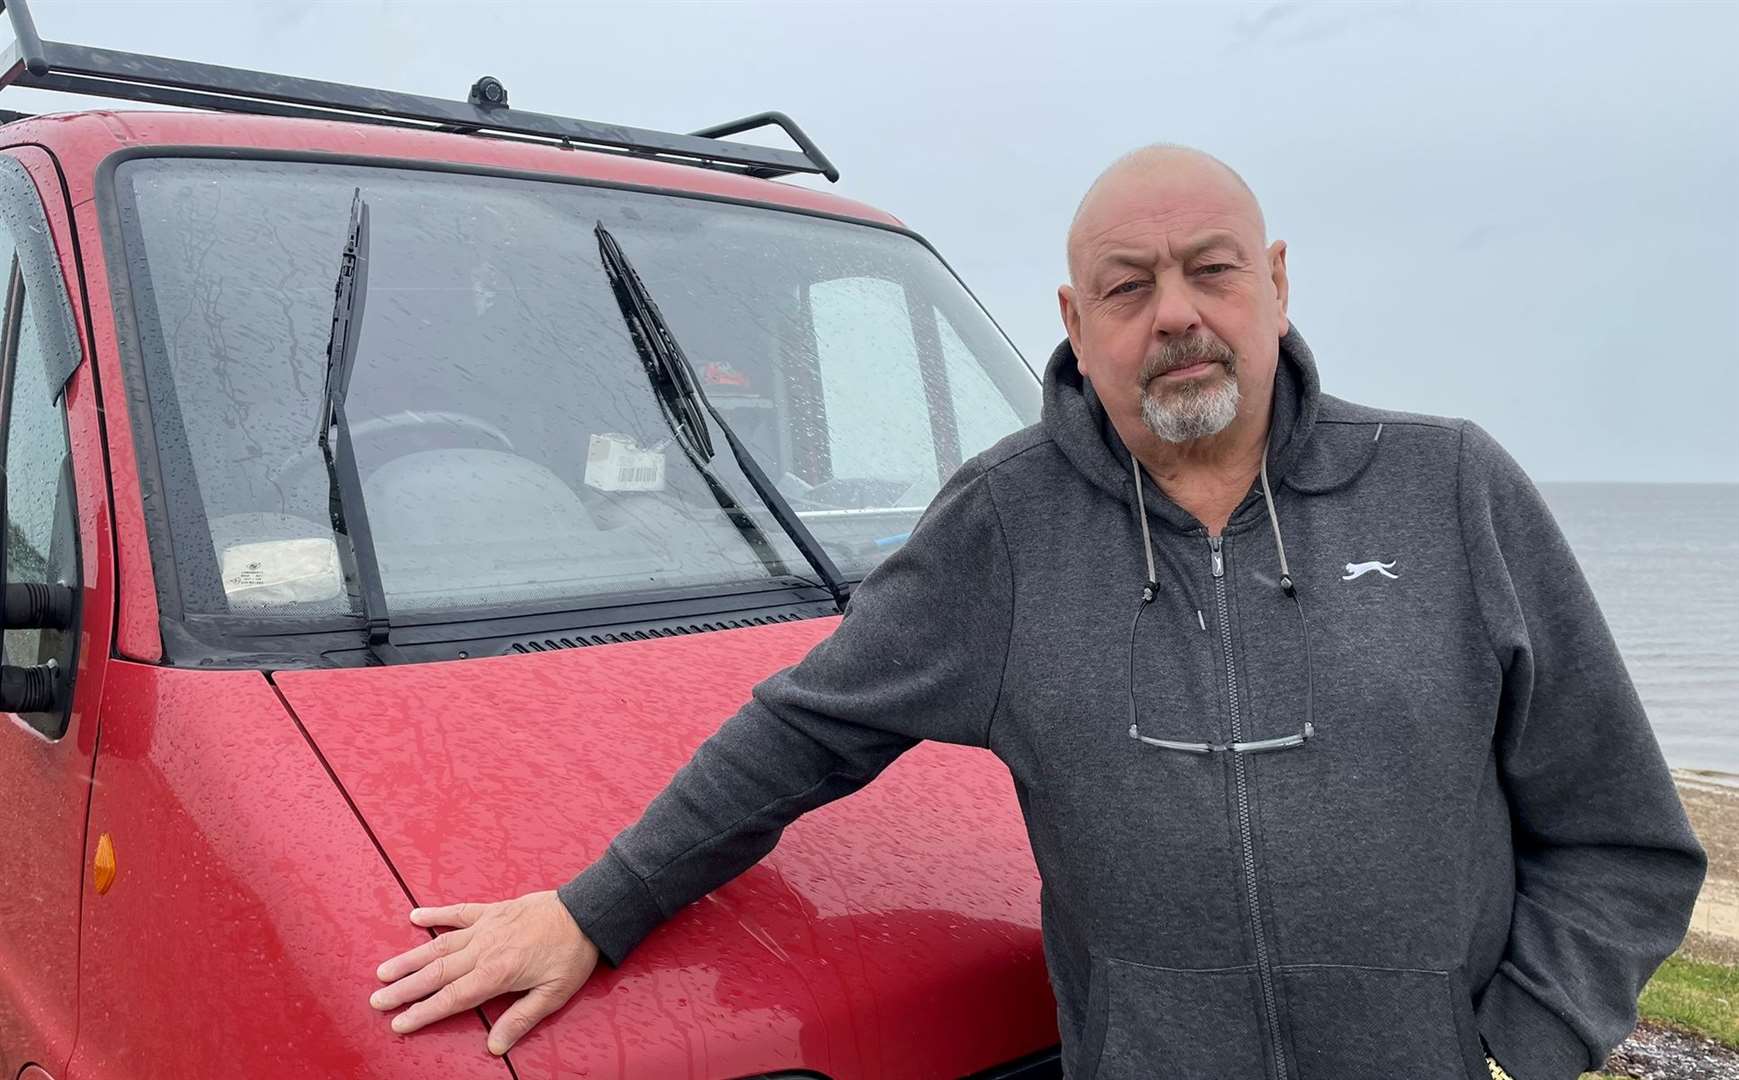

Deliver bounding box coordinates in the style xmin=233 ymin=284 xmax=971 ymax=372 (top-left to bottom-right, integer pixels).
xmin=1108 ymin=281 xmax=1148 ymax=296
xmin=1196 ymin=263 xmax=1235 ymax=276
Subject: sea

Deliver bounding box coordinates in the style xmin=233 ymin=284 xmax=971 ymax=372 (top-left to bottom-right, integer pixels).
xmin=1541 ymin=483 xmax=1739 ymax=778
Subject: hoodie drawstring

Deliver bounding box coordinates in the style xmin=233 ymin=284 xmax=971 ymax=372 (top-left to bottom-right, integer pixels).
xmin=1258 ymin=448 xmax=1294 ymax=596
xmin=1132 ymin=458 xmax=1160 ymax=603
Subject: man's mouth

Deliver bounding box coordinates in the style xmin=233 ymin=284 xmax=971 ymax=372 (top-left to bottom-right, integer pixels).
xmin=1156 ymin=360 xmax=1220 ymax=380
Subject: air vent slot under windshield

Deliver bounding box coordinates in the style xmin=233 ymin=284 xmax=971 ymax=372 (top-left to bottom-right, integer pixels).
xmin=507 ymin=610 xmax=808 ymax=654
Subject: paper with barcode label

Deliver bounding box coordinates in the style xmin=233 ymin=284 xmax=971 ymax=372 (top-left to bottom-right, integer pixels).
xmin=584 ymin=432 xmax=667 ymax=492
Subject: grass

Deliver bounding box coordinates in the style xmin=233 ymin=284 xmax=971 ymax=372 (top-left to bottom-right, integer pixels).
xmin=1637 ymin=953 xmax=1739 ymax=1048
xmin=1578 ymin=951 xmax=1739 ymax=1079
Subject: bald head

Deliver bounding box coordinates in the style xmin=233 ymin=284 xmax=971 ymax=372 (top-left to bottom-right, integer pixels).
xmin=1067 ymin=145 xmax=1266 ymax=286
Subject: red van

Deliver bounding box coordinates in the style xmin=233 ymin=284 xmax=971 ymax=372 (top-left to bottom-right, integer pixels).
xmin=0 ymin=2 xmax=1058 ymax=1076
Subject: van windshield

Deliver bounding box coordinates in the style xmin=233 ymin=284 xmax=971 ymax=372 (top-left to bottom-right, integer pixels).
xmin=110 ymin=158 xmax=1038 ymax=623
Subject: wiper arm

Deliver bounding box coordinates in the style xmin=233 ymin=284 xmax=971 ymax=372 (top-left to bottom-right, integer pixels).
xmin=593 ymin=223 xmax=853 ymax=613
xmin=318 ymin=189 xmax=399 ymax=663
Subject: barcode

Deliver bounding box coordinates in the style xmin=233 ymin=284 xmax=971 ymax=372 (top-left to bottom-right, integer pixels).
xmin=618 ymin=465 xmax=658 ymax=484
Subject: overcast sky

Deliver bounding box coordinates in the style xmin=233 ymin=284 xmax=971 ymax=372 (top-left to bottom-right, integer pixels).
xmin=14 ymin=0 xmax=1735 ymax=482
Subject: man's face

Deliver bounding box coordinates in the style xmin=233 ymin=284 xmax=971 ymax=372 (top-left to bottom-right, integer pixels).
xmin=1060 ymin=159 xmax=1290 ymax=447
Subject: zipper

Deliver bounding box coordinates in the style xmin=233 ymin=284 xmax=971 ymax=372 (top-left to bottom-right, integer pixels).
xmin=1209 ymin=535 xmax=1287 ymax=1080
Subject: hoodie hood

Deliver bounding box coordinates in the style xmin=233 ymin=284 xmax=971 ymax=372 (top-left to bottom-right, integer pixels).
xmin=1040 ymin=326 xmax=1322 ymax=534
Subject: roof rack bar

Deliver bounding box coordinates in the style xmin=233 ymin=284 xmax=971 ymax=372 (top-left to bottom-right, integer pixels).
xmin=0 ymin=0 xmax=45 ymax=76
xmin=690 ymin=112 xmax=839 ymax=183
xmin=14 ymin=68 xmax=783 ymax=179
xmin=3 ymin=40 xmax=821 ymax=176
xmin=16 ymin=68 xmax=464 ymax=135
xmin=0 ymin=0 xmax=839 ymax=181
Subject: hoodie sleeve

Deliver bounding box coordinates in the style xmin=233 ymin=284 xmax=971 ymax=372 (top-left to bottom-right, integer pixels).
xmin=558 ymin=457 xmax=1015 ymax=966
xmin=1456 ymin=421 xmax=1706 ymax=1080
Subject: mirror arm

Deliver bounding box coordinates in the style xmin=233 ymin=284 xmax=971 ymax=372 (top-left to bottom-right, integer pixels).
xmin=4 ymin=580 xmax=72 ymax=630
xmin=0 ymin=659 xmax=59 ymax=713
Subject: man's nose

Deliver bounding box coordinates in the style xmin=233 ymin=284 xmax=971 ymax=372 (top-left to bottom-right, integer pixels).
xmin=1149 ymin=274 xmax=1203 ymax=337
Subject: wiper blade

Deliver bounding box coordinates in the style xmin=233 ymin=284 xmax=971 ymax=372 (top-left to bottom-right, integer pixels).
xmin=319 ymin=189 xmax=399 ymax=663
xmin=595 ymin=225 xmax=715 ymax=462
xmin=593 ymin=222 xmax=853 ymax=613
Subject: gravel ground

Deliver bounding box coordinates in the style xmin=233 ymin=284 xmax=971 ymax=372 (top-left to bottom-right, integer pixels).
xmin=1602 ymin=1022 xmax=1739 ymax=1080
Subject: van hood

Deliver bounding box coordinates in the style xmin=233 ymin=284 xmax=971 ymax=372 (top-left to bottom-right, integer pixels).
xmin=273 ymin=618 xmax=1055 ymax=1079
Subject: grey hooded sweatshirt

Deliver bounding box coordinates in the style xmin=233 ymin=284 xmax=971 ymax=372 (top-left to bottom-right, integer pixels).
xmin=562 ymin=329 xmax=1706 ymax=1080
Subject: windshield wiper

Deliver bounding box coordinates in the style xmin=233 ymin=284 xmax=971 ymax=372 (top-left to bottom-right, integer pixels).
xmin=318 ymin=189 xmax=399 ymax=664
xmin=593 ymin=222 xmax=852 ymax=613
xmin=595 ymin=227 xmax=715 ymax=463
xmin=594 ymin=224 xmax=795 ymax=585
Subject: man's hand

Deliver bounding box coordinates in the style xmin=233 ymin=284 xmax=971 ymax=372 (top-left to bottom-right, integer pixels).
xmin=371 ymin=890 xmax=599 ymax=1056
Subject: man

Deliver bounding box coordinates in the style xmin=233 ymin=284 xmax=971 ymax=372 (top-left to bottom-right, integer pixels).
xmin=370 ymin=146 xmax=1705 ymax=1079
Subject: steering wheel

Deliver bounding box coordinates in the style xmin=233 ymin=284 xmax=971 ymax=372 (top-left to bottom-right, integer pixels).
xmin=269 ymin=409 xmax=517 ymax=500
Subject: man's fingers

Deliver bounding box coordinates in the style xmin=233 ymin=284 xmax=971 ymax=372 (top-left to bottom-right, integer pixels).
xmin=409 ymin=902 xmax=485 ymax=929
xmin=390 ymin=967 xmax=502 ymax=1035
xmin=486 ymin=985 xmax=568 ymax=1056
xmin=372 ymin=890 xmax=597 ymax=1050
xmin=371 ymin=936 xmax=477 ymax=1012
xmin=375 ymin=927 xmax=473 ymax=984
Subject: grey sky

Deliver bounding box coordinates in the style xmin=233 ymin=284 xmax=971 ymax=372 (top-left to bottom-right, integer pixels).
xmin=13 ymin=0 xmax=1735 ymax=481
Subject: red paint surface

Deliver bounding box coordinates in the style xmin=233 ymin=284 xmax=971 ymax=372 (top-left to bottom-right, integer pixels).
xmin=275 ymin=618 xmax=1056 ymax=1078
xmin=0 ymin=147 xmax=118 ymax=1080
xmin=69 ymin=662 xmax=508 ymax=1079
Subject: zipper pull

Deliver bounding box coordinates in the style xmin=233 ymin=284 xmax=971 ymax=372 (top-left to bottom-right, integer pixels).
xmin=1208 ymin=536 xmax=1225 ymax=578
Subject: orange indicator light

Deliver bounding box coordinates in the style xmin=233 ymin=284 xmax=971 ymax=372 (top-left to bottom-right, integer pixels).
xmin=93 ymin=833 xmax=117 ymax=895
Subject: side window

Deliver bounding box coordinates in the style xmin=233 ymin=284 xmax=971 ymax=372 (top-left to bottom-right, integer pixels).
xmin=0 ymin=156 xmax=83 ymax=737
xmin=2 ymin=261 xmax=75 ymax=671
xmin=936 ymin=306 xmax=1025 ymax=459
xmin=806 ymin=276 xmax=941 ymax=501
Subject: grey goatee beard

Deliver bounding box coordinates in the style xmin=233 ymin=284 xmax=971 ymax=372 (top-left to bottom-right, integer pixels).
xmin=1137 ymin=334 xmax=1241 ymax=444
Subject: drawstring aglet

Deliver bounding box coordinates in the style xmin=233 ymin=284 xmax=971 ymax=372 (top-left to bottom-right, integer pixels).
xmin=1280 ymin=574 xmax=1296 ymax=597
xmin=1141 ymin=580 xmax=1159 ymax=604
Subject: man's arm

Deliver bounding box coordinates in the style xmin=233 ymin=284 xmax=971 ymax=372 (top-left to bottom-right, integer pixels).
xmin=1457 ymin=421 xmax=1707 ymax=1080
xmin=371 ymin=455 xmax=1016 ymax=1052
xmin=562 ymin=454 xmax=1016 ymax=963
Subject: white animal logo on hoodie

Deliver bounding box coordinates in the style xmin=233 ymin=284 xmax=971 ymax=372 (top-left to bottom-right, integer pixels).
xmin=1342 ymin=559 xmax=1400 ymax=581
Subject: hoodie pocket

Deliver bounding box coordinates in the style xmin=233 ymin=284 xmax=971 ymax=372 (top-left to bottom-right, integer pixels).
xmin=1079 ymin=957 xmax=1269 ymax=1080
xmin=1279 ymin=964 xmax=1487 ymax=1080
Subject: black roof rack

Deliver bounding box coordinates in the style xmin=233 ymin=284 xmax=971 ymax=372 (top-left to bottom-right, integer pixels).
xmin=0 ymin=0 xmax=839 ymax=182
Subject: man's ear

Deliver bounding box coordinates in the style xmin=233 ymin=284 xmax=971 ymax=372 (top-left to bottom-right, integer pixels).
xmin=1268 ymin=240 xmax=1290 ymax=335
xmin=1059 ymin=283 xmax=1084 ymax=357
